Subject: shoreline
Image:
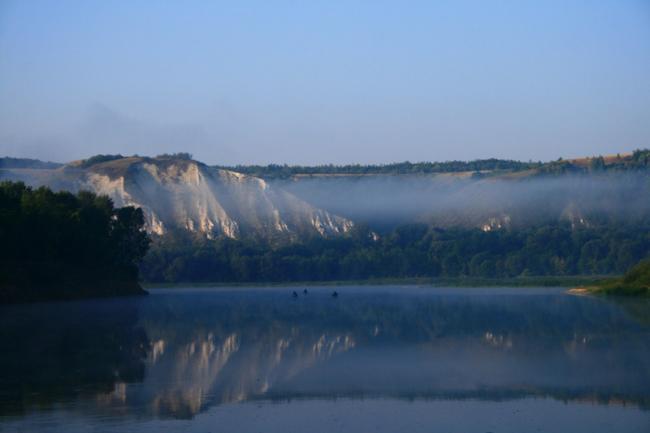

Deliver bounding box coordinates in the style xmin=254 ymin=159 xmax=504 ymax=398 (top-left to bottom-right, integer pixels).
xmin=0 ymin=281 xmax=147 ymax=305
xmin=566 ymin=287 xmax=593 ymax=296
xmin=143 ymin=275 xmax=608 ymax=290
xmin=567 ymin=285 xmax=650 ymax=297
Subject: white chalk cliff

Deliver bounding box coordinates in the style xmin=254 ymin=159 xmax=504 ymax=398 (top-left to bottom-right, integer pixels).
xmin=46 ymin=156 xmax=354 ymax=240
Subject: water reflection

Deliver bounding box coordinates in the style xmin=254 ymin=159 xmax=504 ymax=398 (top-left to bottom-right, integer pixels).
xmin=0 ymin=298 xmax=148 ymax=416
xmin=1 ymin=287 xmax=649 ymax=421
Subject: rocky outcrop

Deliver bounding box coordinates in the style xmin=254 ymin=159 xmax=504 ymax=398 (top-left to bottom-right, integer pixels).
xmin=4 ymin=156 xmax=353 ymax=241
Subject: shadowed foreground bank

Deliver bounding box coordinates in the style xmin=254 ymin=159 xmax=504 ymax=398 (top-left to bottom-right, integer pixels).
xmin=0 ymin=182 xmax=149 ymax=303
xmin=576 ymin=259 xmax=650 ymax=296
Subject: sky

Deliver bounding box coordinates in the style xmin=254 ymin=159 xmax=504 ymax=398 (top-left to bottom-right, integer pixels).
xmin=0 ymin=0 xmax=649 ymax=165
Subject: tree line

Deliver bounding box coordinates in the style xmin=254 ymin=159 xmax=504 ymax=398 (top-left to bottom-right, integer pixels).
xmin=216 ymin=149 xmax=650 ymax=180
xmin=217 ymin=159 xmax=542 ymax=180
xmin=140 ymin=222 xmax=650 ymax=283
xmin=0 ymin=181 xmax=150 ymax=302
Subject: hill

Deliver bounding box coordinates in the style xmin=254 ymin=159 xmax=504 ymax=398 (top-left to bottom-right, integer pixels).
xmin=2 ymin=151 xmax=649 ymax=285
xmin=3 ymin=150 xmax=649 ymax=235
xmin=0 ymin=154 xmax=353 ymax=242
xmin=0 ymin=157 xmax=62 ymax=170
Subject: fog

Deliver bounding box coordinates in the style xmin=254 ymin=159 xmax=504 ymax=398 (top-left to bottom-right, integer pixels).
xmin=3 ymin=154 xmax=649 ymax=233
xmin=276 ymin=173 xmax=650 ymax=230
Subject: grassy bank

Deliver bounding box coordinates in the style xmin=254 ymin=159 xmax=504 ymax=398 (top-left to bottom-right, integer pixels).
xmin=572 ymin=259 xmax=650 ymax=296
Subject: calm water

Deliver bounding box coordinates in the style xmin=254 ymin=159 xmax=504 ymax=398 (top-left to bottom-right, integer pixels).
xmin=0 ymin=286 xmax=649 ymax=433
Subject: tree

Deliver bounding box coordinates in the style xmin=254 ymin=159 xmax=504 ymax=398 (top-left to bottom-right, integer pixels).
xmin=0 ymin=182 xmax=150 ymax=303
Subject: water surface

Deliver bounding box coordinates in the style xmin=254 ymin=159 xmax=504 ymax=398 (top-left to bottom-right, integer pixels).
xmin=0 ymin=286 xmax=649 ymax=432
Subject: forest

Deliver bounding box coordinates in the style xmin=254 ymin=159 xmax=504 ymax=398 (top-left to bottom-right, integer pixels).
xmin=217 ymin=159 xmax=541 ymax=179
xmin=140 ymin=221 xmax=650 ymax=284
xmin=0 ymin=182 xmax=150 ymax=303
xmin=217 ymin=149 xmax=650 ymax=180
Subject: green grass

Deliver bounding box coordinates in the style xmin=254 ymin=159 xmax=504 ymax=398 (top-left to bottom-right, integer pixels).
xmin=582 ymin=259 xmax=650 ymax=296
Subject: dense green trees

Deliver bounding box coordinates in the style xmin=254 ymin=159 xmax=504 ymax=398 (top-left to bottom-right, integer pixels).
xmin=140 ymin=222 xmax=650 ymax=283
xmin=217 ymin=159 xmax=542 ymax=179
xmin=590 ymin=258 xmax=650 ymax=296
xmin=217 ymin=149 xmax=650 ymax=180
xmin=0 ymin=157 xmax=62 ymax=169
xmin=0 ymin=182 xmax=150 ymax=302
xmin=78 ymin=154 xmax=125 ymax=168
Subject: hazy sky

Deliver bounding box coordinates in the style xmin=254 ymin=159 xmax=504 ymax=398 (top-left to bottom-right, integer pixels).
xmin=1 ymin=1 xmax=649 ymax=165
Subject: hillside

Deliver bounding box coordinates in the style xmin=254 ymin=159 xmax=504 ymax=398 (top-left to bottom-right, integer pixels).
xmin=2 ymin=150 xmax=649 ymax=236
xmin=273 ymin=158 xmax=650 ymax=231
xmin=212 ymin=150 xmax=650 ymax=231
xmin=0 ymin=157 xmax=62 ymax=170
xmin=0 ymin=155 xmax=353 ymax=242
xmin=2 ymin=151 xmax=649 ymax=284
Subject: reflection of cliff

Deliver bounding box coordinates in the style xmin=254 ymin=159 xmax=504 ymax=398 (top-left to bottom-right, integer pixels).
xmin=2 ymin=290 xmax=648 ymax=420
xmin=121 ymin=295 xmax=361 ymax=418
xmin=0 ymin=298 xmax=148 ymax=416
xmin=103 ymin=290 xmax=650 ymax=418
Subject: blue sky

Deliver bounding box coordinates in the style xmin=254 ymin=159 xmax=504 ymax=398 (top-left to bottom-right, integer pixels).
xmin=0 ymin=0 xmax=648 ymax=164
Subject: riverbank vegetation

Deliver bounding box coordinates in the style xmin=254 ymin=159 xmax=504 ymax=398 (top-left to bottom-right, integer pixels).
xmin=0 ymin=182 xmax=150 ymax=303
xmin=140 ymin=222 xmax=649 ymax=284
xmin=580 ymin=259 xmax=650 ymax=296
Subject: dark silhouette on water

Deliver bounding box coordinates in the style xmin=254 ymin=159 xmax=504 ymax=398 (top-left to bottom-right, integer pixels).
xmin=0 ymin=298 xmax=148 ymax=416
xmin=303 ymin=289 xmax=308 ymax=295
xmin=292 ymin=291 xmax=298 ymax=298
xmin=332 ymin=291 xmax=338 ymax=298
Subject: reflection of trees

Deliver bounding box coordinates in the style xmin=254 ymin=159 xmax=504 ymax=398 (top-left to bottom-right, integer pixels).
xmin=611 ymin=297 xmax=650 ymax=327
xmin=0 ymin=298 xmax=148 ymax=416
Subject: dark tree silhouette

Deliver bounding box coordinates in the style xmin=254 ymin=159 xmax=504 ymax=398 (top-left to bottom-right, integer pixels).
xmin=0 ymin=181 xmax=150 ymax=303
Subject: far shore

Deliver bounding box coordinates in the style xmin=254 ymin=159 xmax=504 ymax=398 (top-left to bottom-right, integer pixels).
xmin=566 ymin=287 xmax=592 ymax=296
xmin=143 ymin=275 xmax=608 ymax=290
xmin=567 ymin=284 xmax=650 ymax=297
